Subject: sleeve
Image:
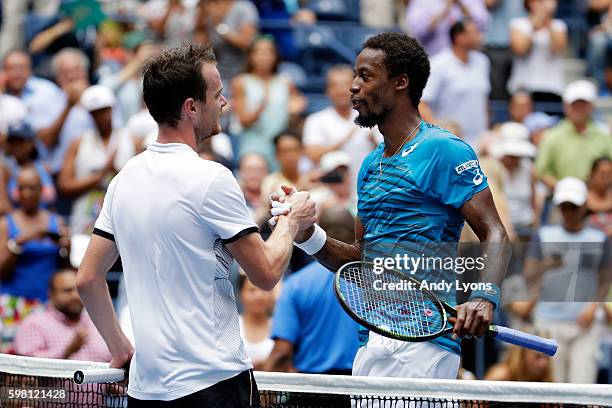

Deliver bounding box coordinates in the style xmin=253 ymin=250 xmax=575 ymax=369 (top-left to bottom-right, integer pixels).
xmin=201 ymin=169 xmax=258 ymax=244
xmin=270 ymin=279 xmax=300 ymax=343
xmin=302 ymin=114 xmax=324 ymax=147
xmin=551 ymin=19 xmax=568 ymax=33
xmin=413 ymin=136 xmax=489 ymax=209
xmin=405 ymin=0 xmax=435 ymax=40
xmin=13 ymin=319 xmax=64 ymax=359
xmin=93 ymin=175 xmax=119 ymax=241
xmin=525 ymin=231 xmax=543 ymax=261
xmin=509 ymin=17 xmax=532 ymax=36
xmin=235 ymin=1 xmax=259 ymax=26
xmin=467 ymin=0 xmax=489 ymax=32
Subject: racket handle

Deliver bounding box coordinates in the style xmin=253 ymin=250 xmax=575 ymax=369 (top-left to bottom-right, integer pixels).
xmin=490 ymin=325 xmax=558 ymax=356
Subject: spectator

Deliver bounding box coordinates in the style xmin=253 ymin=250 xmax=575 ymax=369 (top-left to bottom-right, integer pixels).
xmin=483 ymin=0 xmax=526 ymax=100
xmin=1 ymin=50 xmax=63 ymax=128
xmin=302 ymin=65 xmax=379 ymax=189
xmin=196 ymin=0 xmax=259 ymax=86
xmin=238 ymin=153 xmax=269 ymax=220
xmin=146 ymin=0 xmax=198 ymax=48
xmin=586 ymin=2 xmax=612 ymax=90
xmin=525 ymin=177 xmax=611 ymax=383
xmin=535 ymin=80 xmax=612 ymax=190
xmin=264 ymin=208 xmax=360 ymax=374
xmin=587 ymin=157 xmax=612 ymax=238
xmin=508 ymin=0 xmax=568 ymax=105
xmin=36 ymin=48 xmax=92 ymax=177
xmin=3 ymin=123 xmax=56 ymax=208
xmin=485 ymin=329 xmax=553 ymax=381
xmin=495 ymin=122 xmax=538 ymax=240
xmin=508 ymin=90 xmax=534 ymax=124
xmin=420 ymin=19 xmax=490 ymax=147
xmin=238 ymin=272 xmax=275 ymax=370
xmin=13 ymin=268 xmax=111 ymax=362
xmin=232 ymin=36 xmax=306 ymax=167
xmin=310 ymin=151 xmax=357 ymax=217
xmin=257 ymin=132 xmax=306 ymax=223
xmin=0 ymin=167 xmax=69 ymax=352
xmin=404 ymin=0 xmax=488 ymax=56
xmin=58 ymin=85 xmax=137 ymax=235
xmin=523 ymin=111 xmax=558 ymax=147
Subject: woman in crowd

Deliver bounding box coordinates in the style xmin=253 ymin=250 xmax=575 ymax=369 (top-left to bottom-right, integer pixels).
xmin=0 ymin=167 xmax=69 ymax=352
xmin=587 ymin=157 xmax=612 ymax=237
xmin=237 ymin=272 xmax=275 ymax=370
xmin=232 ymin=36 xmax=306 ymax=168
xmin=2 ymin=123 xmax=55 ymax=209
xmin=485 ymin=328 xmax=553 ymax=382
xmin=508 ymin=0 xmax=568 ymax=106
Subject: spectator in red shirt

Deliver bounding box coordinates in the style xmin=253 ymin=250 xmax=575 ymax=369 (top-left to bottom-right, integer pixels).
xmin=13 ymin=268 xmax=111 ymax=362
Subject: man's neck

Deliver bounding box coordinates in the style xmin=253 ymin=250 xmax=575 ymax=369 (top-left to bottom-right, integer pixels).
xmin=157 ymin=122 xmax=198 ymax=150
xmin=572 ymin=120 xmax=589 ymax=134
xmin=562 ymin=222 xmax=584 ymax=233
xmin=281 ymin=168 xmax=299 ymax=182
xmin=453 ymin=46 xmax=469 ymax=64
xmin=378 ymin=106 xmax=422 ymax=156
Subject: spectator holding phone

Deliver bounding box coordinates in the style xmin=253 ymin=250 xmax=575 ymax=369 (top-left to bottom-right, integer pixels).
xmin=0 ymin=166 xmax=69 ymax=352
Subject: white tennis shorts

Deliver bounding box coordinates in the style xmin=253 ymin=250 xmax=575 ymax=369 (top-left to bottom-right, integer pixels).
xmin=353 ymin=332 xmax=460 ymax=379
xmin=352 ymin=333 xmax=461 ymax=407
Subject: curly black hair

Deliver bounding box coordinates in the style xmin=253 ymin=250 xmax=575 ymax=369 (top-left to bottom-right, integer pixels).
xmin=362 ymin=32 xmax=430 ymax=108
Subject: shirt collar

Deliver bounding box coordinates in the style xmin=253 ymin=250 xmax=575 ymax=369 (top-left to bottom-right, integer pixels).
xmin=48 ymin=305 xmax=82 ymax=325
xmin=147 ymin=142 xmax=197 ymax=154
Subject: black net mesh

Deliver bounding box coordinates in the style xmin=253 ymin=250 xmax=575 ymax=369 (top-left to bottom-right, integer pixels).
xmin=0 ymin=370 xmax=609 ymax=408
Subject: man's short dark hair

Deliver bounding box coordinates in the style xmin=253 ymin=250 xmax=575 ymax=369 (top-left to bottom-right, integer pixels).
xmin=362 ymin=32 xmax=430 ymax=107
xmin=143 ymin=43 xmax=217 ymax=127
xmin=273 ymin=130 xmax=302 ymax=150
xmin=450 ymin=20 xmax=467 ymax=45
xmin=48 ymin=267 xmax=77 ymax=290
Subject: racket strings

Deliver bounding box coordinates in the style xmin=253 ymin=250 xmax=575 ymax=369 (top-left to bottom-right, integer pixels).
xmin=339 ymin=265 xmax=445 ymax=338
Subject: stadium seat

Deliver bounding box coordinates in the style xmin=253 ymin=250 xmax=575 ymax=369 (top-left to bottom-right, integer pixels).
xmin=307 ymin=0 xmax=359 ymax=22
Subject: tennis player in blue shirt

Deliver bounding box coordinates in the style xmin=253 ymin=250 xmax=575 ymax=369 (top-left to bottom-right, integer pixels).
xmin=272 ymin=32 xmax=510 ymax=379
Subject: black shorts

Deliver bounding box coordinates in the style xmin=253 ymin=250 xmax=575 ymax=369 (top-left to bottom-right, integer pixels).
xmin=128 ymin=370 xmax=259 ymax=408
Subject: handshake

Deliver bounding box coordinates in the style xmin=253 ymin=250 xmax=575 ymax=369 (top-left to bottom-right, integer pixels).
xmin=268 ymin=185 xmax=318 ymax=242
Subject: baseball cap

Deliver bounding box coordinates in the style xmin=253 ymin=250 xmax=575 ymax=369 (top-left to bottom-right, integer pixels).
xmin=491 ymin=122 xmax=537 ymax=158
xmin=523 ymin=112 xmax=558 ymax=134
xmin=7 ymin=123 xmax=36 ymax=140
xmin=562 ymin=80 xmax=597 ymax=105
xmin=553 ymin=177 xmax=587 ymax=206
xmin=80 ymin=85 xmax=116 ymax=112
xmin=319 ymin=151 xmax=350 ymax=174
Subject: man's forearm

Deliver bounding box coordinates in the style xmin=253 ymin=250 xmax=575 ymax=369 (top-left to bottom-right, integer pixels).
xmin=77 ymin=278 xmax=131 ymax=355
xmin=312 ymin=237 xmax=361 ymax=272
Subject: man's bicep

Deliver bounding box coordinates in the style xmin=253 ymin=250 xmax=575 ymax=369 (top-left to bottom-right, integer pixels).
xmin=78 ymin=235 xmax=119 ymax=282
xmin=459 ymin=188 xmax=505 ymax=240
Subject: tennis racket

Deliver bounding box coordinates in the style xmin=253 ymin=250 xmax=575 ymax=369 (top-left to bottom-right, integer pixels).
xmin=334 ymin=261 xmax=557 ymax=356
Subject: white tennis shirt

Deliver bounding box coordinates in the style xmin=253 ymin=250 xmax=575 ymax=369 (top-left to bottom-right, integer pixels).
xmin=94 ymin=142 xmax=257 ymax=400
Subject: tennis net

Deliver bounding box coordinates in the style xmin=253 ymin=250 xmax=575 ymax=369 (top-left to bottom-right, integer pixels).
xmin=0 ymin=354 xmax=610 ymax=407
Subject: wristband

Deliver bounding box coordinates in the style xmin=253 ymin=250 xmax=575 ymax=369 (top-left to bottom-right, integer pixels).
xmin=294 ymin=224 xmax=326 ymax=255
xmin=469 ymin=284 xmax=501 ymax=310
xmin=7 ymin=239 xmax=24 ymax=255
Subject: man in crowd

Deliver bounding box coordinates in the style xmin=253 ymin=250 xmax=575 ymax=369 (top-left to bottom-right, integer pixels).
xmin=14 ymin=268 xmax=111 ymax=362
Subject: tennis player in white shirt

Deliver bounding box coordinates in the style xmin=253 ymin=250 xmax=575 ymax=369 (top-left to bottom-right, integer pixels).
xmin=76 ymin=43 xmax=316 ymax=407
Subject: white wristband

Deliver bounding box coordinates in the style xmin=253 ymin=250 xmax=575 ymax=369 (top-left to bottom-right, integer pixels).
xmin=294 ymin=224 xmax=327 ymax=255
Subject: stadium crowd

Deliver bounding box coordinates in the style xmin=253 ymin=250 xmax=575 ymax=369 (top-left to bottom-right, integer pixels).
xmin=0 ymin=0 xmax=610 ymax=386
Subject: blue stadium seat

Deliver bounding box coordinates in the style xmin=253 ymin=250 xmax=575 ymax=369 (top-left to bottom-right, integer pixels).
xmin=307 ymin=0 xmax=359 ymax=22
xmin=335 ymin=25 xmax=384 ymax=54
xmin=304 ymin=93 xmax=332 ymax=114
xmin=294 ymin=25 xmax=355 ymax=76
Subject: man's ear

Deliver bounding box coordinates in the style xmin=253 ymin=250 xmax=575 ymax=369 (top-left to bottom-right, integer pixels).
xmin=183 ymin=98 xmax=197 ymax=120
xmin=395 ymin=74 xmax=409 ymax=92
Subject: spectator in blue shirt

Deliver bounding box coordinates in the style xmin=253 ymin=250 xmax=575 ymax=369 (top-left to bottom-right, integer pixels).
xmin=264 ymin=207 xmax=360 ymax=374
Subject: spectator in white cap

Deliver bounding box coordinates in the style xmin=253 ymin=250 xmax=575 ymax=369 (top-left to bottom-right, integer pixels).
xmin=493 ymin=122 xmax=538 ymax=240
xmin=58 ymin=85 xmax=139 ymax=235
xmin=526 ymin=176 xmax=611 ymax=383
xmin=310 ymin=151 xmax=356 ymax=217
xmin=536 ymin=79 xmax=612 ymax=190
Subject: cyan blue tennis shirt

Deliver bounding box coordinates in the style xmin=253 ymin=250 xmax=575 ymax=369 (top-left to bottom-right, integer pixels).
xmin=357 ymin=122 xmax=489 ymax=354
